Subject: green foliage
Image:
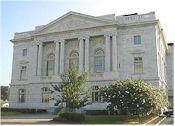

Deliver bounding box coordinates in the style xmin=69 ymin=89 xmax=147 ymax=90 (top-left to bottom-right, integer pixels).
xmin=53 ymin=112 xmax=85 ymax=122
xmin=1 ymin=86 xmax=10 ymax=101
xmin=100 ymin=79 xmax=169 ymax=115
xmin=86 ymin=110 xmax=108 ymax=115
xmin=52 ymin=67 xmax=89 ymax=111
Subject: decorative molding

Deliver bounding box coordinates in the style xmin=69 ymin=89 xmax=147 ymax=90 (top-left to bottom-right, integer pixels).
xmin=19 ymin=60 xmax=29 ymax=64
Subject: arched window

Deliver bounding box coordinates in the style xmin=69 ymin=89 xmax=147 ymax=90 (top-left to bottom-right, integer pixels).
xmin=94 ymin=48 xmax=105 ymax=72
xmin=92 ymin=85 xmax=101 ymax=103
xmin=47 ymin=53 xmax=55 ymax=77
xmin=41 ymin=87 xmax=50 ymax=103
xmin=69 ymin=51 xmax=79 ymax=72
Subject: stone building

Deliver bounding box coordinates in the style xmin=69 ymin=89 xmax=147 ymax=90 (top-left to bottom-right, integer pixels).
xmin=9 ymin=11 xmax=173 ymax=111
xmin=166 ymin=43 xmax=174 ymax=108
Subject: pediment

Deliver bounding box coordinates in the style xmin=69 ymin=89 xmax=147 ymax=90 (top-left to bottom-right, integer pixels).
xmin=35 ymin=12 xmax=114 ymax=34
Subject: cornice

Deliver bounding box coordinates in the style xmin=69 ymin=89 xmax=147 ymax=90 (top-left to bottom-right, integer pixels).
xmin=34 ymin=23 xmax=117 ymax=36
xmin=10 ymin=37 xmax=34 ymax=44
xmin=10 ymin=20 xmax=158 ymax=44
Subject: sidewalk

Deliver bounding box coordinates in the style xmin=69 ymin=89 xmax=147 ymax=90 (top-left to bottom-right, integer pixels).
xmin=1 ymin=114 xmax=57 ymax=124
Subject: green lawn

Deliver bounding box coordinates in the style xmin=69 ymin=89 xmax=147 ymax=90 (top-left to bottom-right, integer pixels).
xmin=84 ymin=114 xmax=157 ymax=124
xmin=52 ymin=114 xmax=157 ymax=124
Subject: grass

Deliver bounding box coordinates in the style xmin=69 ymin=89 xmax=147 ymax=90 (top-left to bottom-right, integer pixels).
xmin=52 ymin=114 xmax=157 ymax=124
xmin=84 ymin=114 xmax=157 ymax=124
xmin=84 ymin=115 xmax=123 ymax=124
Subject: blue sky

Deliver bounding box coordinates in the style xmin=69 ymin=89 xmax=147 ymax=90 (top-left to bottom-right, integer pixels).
xmin=1 ymin=0 xmax=174 ymax=86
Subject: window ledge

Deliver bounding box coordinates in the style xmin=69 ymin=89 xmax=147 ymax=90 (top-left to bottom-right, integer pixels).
xmin=19 ymin=79 xmax=28 ymax=81
xmin=133 ymin=45 xmax=144 ymax=48
xmin=132 ymin=72 xmax=145 ymax=75
xmin=131 ymin=73 xmax=145 ymax=78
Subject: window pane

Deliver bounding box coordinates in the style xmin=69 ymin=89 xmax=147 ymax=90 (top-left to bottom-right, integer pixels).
xmin=19 ymin=89 xmax=26 ymax=103
xmin=42 ymin=87 xmax=49 ymax=103
xmin=134 ymin=57 xmax=143 ymax=73
xmin=69 ymin=58 xmax=79 ymax=72
xmin=69 ymin=52 xmax=79 ymax=72
xmin=134 ymin=35 xmax=141 ymax=44
xmin=22 ymin=49 xmax=27 ymax=56
xmin=92 ymin=86 xmax=100 ymax=103
xmin=94 ymin=56 xmax=104 ymax=72
xmin=47 ymin=60 xmax=54 ymax=77
xmin=20 ymin=66 xmax=27 ymax=80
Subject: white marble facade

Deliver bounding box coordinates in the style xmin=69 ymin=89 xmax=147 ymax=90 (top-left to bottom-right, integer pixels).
xmin=9 ymin=11 xmax=173 ymax=110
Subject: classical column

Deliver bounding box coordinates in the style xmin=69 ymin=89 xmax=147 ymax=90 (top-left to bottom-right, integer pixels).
xmin=37 ymin=42 xmax=43 ymax=76
xmin=112 ymin=35 xmax=117 ymax=71
xmin=33 ymin=43 xmax=38 ymax=76
xmin=105 ymin=35 xmax=110 ymax=72
xmin=54 ymin=41 xmax=59 ymax=75
xmin=60 ymin=41 xmax=65 ymax=73
xmin=85 ymin=37 xmax=89 ymax=73
xmin=78 ymin=38 xmax=84 ymax=74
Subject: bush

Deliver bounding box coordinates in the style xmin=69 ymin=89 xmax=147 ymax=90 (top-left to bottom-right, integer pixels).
xmin=86 ymin=110 xmax=108 ymax=115
xmin=53 ymin=116 xmax=67 ymax=122
xmin=57 ymin=112 xmax=85 ymax=122
xmin=100 ymin=79 xmax=169 ymax=116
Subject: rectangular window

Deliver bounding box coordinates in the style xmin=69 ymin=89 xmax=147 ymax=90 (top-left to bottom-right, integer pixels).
xmin=134 ymin=57 xmax=143 ymax=73
xmin=134 ymin=35 xmax=141 ymax=45
xmin=92 ymin=86 xmax=101 ymax=103
xmin=22 ymin=49 xmax=27 ymax=56
xmin=20 ymin=66 xmax=27 ymax=80
xmin=92 ymin=92 xmax=99 ymax=102
xmin=47 ymin=60 xmax=54 ymax=77
xmin=42 ymin=87 xmax=50 ymax=103
xmin=19 ymin=89 xmax=26 ymax=103
xmin=94 ymin=57 xmax=105 ymax=72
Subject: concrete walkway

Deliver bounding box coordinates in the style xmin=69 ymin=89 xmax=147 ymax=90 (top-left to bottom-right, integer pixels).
xmin=1 ymin=114 xmax=57 ymax=124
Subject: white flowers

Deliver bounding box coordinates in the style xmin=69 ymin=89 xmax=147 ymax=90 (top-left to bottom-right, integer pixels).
xmin=125 ymin=91 xmax=129 ymax=94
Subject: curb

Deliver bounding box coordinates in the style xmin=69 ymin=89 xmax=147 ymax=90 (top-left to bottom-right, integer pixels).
xmin=156 ymin=117 xmax=166 ymax=125
xmin=143 ymin=116 xmax=159 ymax=125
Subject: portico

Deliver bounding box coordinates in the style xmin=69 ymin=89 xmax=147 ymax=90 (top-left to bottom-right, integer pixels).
xmin=35 ymin=31 xmax=118 ymax=80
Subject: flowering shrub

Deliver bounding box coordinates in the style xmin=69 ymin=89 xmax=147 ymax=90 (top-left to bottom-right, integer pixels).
xmin=100 ymin=79 xmax=168 ymax=115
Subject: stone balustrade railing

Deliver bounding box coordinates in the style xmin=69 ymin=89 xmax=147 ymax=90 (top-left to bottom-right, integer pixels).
xmin=116 ymin=12 xmax=156 ymax=24
xmin=14 ymin=31 xmax=34 ymax=40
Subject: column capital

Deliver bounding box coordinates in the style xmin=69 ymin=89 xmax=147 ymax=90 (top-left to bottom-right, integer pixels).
xmin=54 ymin=40 xmax=59 ymax=43
xmin=78 ymin=35 xmax=90 ymax=40
xmin=104 ymin=31 xmax=118 ymax=37
xmin=78 ymin=37 xmax=84 ymax=40
xmin=36 ymin=41 xmax=43 ymax=46
xmin=104 ymin=34 xmax=111 ymax=37
xmin=54 ymin=38 xmax=65 ymax=43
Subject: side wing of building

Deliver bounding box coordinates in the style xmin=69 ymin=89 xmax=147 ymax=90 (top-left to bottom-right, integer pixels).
xmin=166 ymin=43 xmax=174 ymax=108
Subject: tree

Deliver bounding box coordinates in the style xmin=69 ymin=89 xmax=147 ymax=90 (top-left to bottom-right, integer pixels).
xmin=1 ymin=86 xmax=10 ymax=101
xmin=52 ymin=67 xmax=89 ymax=112
xmin=100 ymin=79 xmax=169 ymax=116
